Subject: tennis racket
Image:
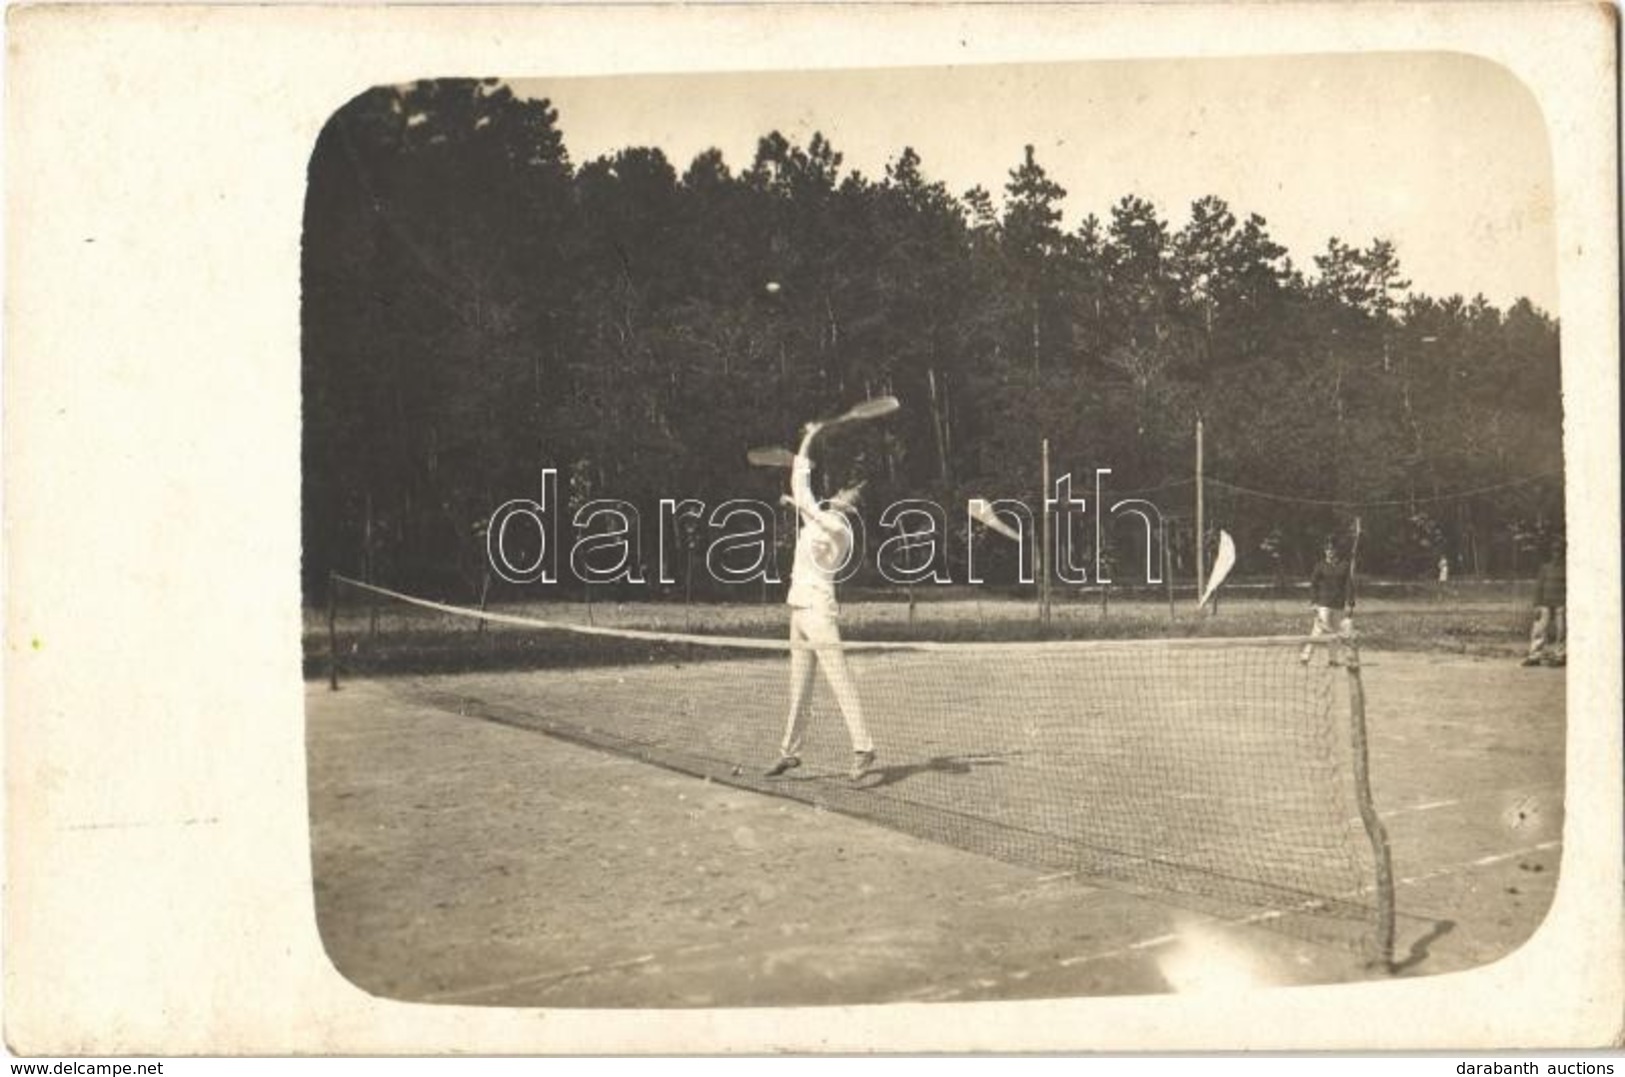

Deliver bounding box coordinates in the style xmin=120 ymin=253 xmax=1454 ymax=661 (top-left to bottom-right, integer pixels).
xmin=968 ymin=498 xmax=1022 ymax=542
xmin=746 ymin=446 xmax=796 ymax=468
xmin=816 ymin=395 xmax=901 ymax=431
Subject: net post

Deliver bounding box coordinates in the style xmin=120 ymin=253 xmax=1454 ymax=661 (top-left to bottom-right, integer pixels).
xmin=1344 ymin=638 xmax=1395 ymax=968
xmin=327 ymin=570 xmax=340 ymax=691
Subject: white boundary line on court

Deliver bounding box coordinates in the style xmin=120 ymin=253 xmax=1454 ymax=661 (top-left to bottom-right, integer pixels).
xmin=1395 ymin=839 xmax=1563 ymax=888
xmin=418 ymin=944 xmax=729 ymax=1004
xmin=1051 ymin=838 xmax=1564 ymax=972
xmin=876 ymin=835 xmax=1569 ymax=1001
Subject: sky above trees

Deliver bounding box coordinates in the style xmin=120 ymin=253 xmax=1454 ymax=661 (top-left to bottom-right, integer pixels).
xmin=516 ymin=51 xmax=1556 ymax=314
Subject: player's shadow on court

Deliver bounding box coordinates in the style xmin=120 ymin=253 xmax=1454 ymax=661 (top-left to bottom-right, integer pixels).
xmin=864 ymin=753 xmax=1015 ymax=790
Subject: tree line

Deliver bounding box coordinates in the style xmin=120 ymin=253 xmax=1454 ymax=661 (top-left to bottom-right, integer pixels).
xmin=302 ymin=79 xmax=1563 ymax=602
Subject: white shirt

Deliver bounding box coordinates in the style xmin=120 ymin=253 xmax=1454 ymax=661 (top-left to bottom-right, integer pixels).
xmin=785 ymin=455 xmax=851 ymax=613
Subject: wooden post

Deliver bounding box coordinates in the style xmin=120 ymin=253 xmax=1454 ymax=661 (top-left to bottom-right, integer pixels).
xmin=927 ymin=366 xmax=950 ymax=483
xmin=1163 ymin=519 xmax=1175 ymax=622
xmin=1040 ymin=438 xmax=1053 ymax=625
xmin=1096 ymin=467 xmax=1107 ymax=621
xmin=327 ymin=571 xmax=340 ymax=691
xmin=364 ymin=492 xmax=378 ymax=638
xmin=684 ymin=540 xmax=694 ymax=632
xmin=1195 ymin=417 xmax=1206 ymax=615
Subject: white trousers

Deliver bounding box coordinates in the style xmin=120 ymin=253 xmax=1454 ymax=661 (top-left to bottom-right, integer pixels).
xmin=781 ymin=606 xmax=872 ymax=756
xmin=1301 ymin=606 xmax=1353 ymax=662
xmin=1528 ymin=606 xmax=1567 ymax=660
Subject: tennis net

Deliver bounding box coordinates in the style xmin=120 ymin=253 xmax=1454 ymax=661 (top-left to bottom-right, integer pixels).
xmin=318 ymin=573 xmax=1395 ymax=963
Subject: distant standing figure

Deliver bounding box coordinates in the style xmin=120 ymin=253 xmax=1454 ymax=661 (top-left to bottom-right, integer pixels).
xmin=1300 ymin=537 xmax=1355 ymax=664
xmin=1522 ymin=546 xmax=1566 ymax=667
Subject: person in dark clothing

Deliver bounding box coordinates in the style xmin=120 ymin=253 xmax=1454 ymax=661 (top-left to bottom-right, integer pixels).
xmin=1301 ymin=536 xmax=1355 ymax=664
xmin=1523 ymin=545 xmax=1566 ymax=667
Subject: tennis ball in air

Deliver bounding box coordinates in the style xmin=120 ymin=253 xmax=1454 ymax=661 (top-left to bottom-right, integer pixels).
xmin=765 ymin=281 xmax=781 ymax=294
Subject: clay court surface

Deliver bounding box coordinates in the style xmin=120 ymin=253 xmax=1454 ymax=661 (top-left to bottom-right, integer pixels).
xmin=305 ymin=599 xmax=1565 ymax=1007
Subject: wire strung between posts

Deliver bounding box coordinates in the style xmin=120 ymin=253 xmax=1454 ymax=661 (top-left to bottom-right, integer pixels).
xmin=1106 ymin=476 xmax=1196 ymax=498
xmin=1203 ymin=470 xmax=1560 ymax=509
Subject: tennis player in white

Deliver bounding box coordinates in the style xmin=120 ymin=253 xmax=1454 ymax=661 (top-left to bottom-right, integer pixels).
xmin=765 ymin=420 xmax=877 ymax=782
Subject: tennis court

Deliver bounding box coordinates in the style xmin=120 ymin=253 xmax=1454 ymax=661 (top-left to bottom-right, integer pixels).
xmin=305 ymin=594 xmax=1565 ymax=1006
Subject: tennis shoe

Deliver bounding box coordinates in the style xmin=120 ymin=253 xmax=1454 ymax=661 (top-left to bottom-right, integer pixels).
xmin=765 ymin=754 xmax=801 ymax=778
xmin=849 ymin=749 xmax=876 ymax=782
